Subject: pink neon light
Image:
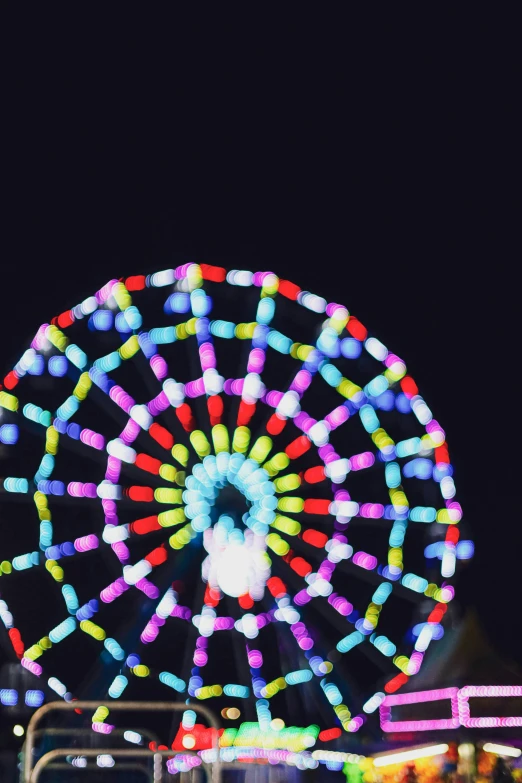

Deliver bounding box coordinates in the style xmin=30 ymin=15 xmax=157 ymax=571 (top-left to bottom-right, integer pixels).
xmin=464 ymin=717 xmax=522 ymax=728
xmin=381 ymin=718 xmax=460 ymax=732
xmin=457 ymin=685 xmax=522 ymax=729
xmin=381 ymin=687 xmax=459 ymax=732
xmin=460 ymin=685 xmax=522 ymax=698
xmin=383 ymin=687 xmax=458 ymax=706
xmin=381 ymin=685 xmax=522 ymax=733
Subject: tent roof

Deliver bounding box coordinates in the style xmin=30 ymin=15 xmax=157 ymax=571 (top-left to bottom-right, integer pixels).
xmin=401 ymin=609 xmax=522 ymax=691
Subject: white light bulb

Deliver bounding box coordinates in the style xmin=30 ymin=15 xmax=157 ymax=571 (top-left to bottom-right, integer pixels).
xmin=217 ymin=545 xmax=253 ymax=598
xmin=276 ymin=391 xmax=301 ymax=418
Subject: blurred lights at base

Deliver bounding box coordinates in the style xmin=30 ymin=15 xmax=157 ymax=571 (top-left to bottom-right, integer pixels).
xmin=124 ymin=730 xmax=142 ymax=744
xmin=458 ymin=743 xmax=475 ymax=760
xmin=13 ymin=724 xmax=24 ymax=737
xmin=374 ymin=744 xmax=449 ymax=767
xmin=71 ymin=757 xmax=87 ymax=768
xmin=312 ymin=751 xmax=364 ymax=764
xmin=97 ymin=754 xmax=115 ymax=767
xmin=483 ymin=743 xmax=521 ymax=759
xmin=221 ymin=707 xmax=241 ymax=720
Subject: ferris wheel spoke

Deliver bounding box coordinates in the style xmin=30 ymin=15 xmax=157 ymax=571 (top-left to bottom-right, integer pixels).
xmin=257 ymin=591 xmax=330 ymax=727
xmin=270 ymin=555 xmax=391 ymax=685
xmin=223 ymin=272 xmax=279 ymax=441
xmin=101 ymin=511 xmax=185 ymax=547
xmin=184 ymin=595 xmax=230 ymax=708
xmin=137 ymin=584 xmax=191 ymax=648
xmin=186 ymin=279 xmax=220 ymax=436
xmin=335 ymin=558 xmax=425 ymax=604
xmin=176 ymin=579 xmax=208 ymax=709
xmin=224 ymin=597 xmax=258 ymax=722
xmin=268 ymin=583 xmax=355 ymax=730
xmin=268 ymin=540 xmax=408 ymax=678
xmin=44 ymin=325 xmax=159 ymax=449
xmin=6 ymin=404 xmax=112 ymax=473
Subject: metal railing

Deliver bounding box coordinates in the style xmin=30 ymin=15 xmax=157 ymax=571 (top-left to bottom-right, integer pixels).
xmin=44 ymin=762 xmax=152 ymax=780
xmin=29 ymin=747 xmax=212 ymax=782
xmin=24 ymin=701 xmax=221 ymax=783
xmin=31 ymin=752 xmax=290 ymax=782
xmin=28 ymin=727 xmax=161 ymax=781
xmin=33 ymin=726 xmax=160 ymax=745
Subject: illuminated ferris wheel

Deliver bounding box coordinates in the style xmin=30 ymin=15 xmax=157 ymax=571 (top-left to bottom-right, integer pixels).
xmin=0 ymin=263 xmax=472 ymax=758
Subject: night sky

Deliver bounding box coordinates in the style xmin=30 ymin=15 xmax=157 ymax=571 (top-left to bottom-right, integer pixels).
xmin=1 ymin=19 xmax=520 ymax=690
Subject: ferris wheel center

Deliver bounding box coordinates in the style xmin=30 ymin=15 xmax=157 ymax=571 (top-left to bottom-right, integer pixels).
xmin=183 ymin=453 xmax=274 ymax=599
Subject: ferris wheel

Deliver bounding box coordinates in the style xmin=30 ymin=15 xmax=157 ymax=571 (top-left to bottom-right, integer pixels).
xmin=0 ymin=263 xmax=472 ymax=759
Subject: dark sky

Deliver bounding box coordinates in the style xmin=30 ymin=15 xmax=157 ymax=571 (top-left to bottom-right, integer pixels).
xmin=1 ymin=18 xmax=520 ymax=679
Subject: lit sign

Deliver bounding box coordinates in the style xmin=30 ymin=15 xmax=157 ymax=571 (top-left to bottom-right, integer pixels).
xmin=381 ymin=685 xmax=522 ymax=731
